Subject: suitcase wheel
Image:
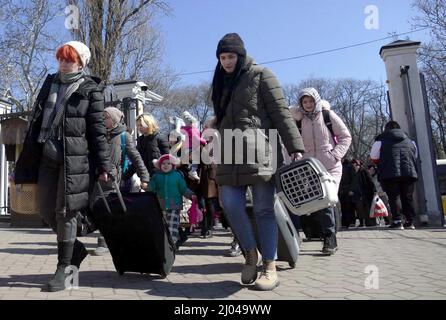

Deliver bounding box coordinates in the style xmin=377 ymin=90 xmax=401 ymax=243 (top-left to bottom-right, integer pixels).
xmin=289 ymin=262 xmax=296 ymax=269
xmin=159 ymin=272 xmax=167 ymax=279
xmin=117 ymin=269 xmax=124 ymax=276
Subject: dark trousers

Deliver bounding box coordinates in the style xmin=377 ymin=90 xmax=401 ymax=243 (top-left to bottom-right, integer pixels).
xmin=201 ymin=198 xmax=219 ymax=235
xmin=381 ymin=178 xmax=416 ymax=224
xmin=340 ymin=195 xmax=356 ymax=227
xmin=37 ymin=156 xmax=77 ymax=243
xmin=314 ymin=207 xmax=336 ymax=236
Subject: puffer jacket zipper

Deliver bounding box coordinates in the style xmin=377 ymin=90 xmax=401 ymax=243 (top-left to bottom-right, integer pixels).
xmin=63 ymin=107 xmax=67 ymax=210
xmin=312 ymin=119 xmax=316 ymax=158
xmin=163 ymin=173 xmax=169 ymax=210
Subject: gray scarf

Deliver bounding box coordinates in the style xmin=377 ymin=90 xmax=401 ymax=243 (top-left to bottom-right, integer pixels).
xmin=303 ymin=110 xmax=319 ymax=121
xmin=38 ymin=71 xmax=85 ymax=143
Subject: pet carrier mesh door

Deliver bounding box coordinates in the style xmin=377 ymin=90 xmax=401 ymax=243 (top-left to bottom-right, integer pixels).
xmin=276 ymin=158 xmax=338 ymax=216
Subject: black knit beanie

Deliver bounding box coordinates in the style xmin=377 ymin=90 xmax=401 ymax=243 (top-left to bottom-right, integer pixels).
xmin=216 ymin=33 xmax=246 ymax=58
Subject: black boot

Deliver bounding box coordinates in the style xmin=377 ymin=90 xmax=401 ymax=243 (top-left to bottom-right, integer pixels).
xmin=322 ymin=233 xmax=338 ymax=255
xmin=46 ymin=242 xmax=74 ymax=292
xmin=71 ymin=239 xmax=88 ymax=269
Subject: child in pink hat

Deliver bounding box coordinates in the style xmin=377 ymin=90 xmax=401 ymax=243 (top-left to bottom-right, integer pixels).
xmin=149 ymin=154 xmax=196 ymax=247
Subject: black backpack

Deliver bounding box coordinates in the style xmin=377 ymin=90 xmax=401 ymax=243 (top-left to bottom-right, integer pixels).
xmin=296 ymin=110 xmax=337 ymax=144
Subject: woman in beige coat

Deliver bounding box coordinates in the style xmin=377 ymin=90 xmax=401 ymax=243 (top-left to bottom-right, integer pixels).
xmin=290 ymin=87 xmax=351 ymax=254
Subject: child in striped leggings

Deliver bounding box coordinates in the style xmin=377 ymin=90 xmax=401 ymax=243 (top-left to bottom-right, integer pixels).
xmin=149 ymin=154 xmax=196 ymax=245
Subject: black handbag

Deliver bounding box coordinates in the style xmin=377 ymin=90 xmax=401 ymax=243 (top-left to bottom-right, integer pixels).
xmin=42 ymin=138 xmax=64 ymax=164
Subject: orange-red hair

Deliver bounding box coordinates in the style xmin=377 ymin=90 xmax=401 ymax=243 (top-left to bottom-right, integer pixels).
xmin=56 ymin=45 xmax=81 ymax=65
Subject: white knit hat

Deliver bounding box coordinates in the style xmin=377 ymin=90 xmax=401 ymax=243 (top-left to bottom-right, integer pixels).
xmin=64 ymin=41 xmax=91 ymax=67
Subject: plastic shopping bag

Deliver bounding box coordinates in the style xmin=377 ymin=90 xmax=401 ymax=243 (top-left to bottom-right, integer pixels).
xmin=369 ymin=193 xmax=389 ymax=218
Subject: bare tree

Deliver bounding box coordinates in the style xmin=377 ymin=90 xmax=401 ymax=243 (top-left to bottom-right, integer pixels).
xmin=282 ymin=84 xmax=300 ymax=106
xmin=286 ymin=77 xmax=389 ymax=162
xmin=412 ymin=0 xmax=446 ymax=158
xmin=0 ymin=0 xmax=65 ymax=111
xmin=330 ymin=79 xmax=389 ymax=161
xmin=67 ymin=0 xmax=170 ymax=83
xmin=150 ymin=82 xmax=214 ymax=133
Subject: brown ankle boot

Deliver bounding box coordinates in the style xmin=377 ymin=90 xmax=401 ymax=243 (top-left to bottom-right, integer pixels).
xmin=255 ymin=260 xmax=279 ymax=291
xmin=241 ymin=249 xmax=258 ymax=284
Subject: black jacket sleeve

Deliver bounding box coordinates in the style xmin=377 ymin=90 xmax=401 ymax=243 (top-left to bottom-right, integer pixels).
xmin=157 ymin=134 xmax=170 ymax=155
xmin=86 ymin=85 xmax=110 ymax=174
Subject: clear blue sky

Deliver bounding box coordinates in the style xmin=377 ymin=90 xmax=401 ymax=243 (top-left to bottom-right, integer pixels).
xmin=158 ymin=0 xmax=431 ymax=87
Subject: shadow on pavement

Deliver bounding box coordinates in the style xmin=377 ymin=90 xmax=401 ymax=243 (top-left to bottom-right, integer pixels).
xmin=180 ymin=241 xmax=230 ymax=247
xmin=0 ymin=228 xmax=53 ymax=235
xmin=172 ymin=263 xmax=241 ymax=275
xmin=145 ymin=280 xmax=241 ymax=299
xmin=10 ymin=242 xmax=97 ymax=249
xmin=0 ymin=248 xmax=57 ymax=255
xmin=0 ymin=271 xmax=242 ymax=298
xmin=177 ymin=249 xmax=228 ymax=257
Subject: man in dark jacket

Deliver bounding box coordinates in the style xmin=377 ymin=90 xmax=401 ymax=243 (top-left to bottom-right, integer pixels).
xmin=370 ymin=121 xmax=418 ymax=230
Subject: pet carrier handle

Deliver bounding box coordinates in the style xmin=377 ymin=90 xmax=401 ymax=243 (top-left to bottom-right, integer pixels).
xmin=96 ymin=175 xmax=127 ymax=214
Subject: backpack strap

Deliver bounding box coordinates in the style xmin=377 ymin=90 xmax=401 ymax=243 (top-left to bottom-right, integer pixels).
xmin=120 ymin=132 xmax=129 ymax=174
xmin=322 ymin=110 xmax=337 ymax=145
xmin=296 ymin=120 xmax=302 ymax=134
xmin=296 ymin=110 xmax=337 ymax=145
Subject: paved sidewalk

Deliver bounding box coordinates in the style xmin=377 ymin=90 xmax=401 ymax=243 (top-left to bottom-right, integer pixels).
xmin=0 ymin=222 xmax=446 ymax=300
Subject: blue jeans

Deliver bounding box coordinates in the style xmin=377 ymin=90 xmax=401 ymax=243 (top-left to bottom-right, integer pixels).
xmin=220 ymin=180 xmax=277 ymax=261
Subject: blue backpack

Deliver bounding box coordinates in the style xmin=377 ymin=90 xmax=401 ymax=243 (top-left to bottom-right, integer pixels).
xmin=120 ymin=132 xmax=129 ymax=174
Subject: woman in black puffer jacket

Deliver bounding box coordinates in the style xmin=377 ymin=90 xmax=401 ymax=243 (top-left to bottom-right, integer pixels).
xmin=14 ymin=41 xmax=110 ymax=292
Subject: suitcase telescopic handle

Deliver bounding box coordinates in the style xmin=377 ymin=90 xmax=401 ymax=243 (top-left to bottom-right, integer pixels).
xmin=96 ymin=174 xmax=127 ymax=214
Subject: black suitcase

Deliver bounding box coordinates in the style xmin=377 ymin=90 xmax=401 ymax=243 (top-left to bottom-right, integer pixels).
xmin=91 ymin=181 xmax=175 ymax=278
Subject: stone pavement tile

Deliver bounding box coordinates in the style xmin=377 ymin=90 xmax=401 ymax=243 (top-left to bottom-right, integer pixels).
xmin=112 ymin=288 xmax=144 ymax=296
xmin=393 ymin=291 xmax=421 ymax=300
xmin=231 ymin=293 xmax=263 ymax=300
xmin=273 ymin=287 xmax=308 ymax=297
xmin=316 ymin=292 xmax=351 ymax=299
xmin=248 ymin=291 xmax=283 ymax=300
xmin=318 ymin=287 xmax=354 ymax=293
xmin=89 ymin=288 xmax=116 ymax=296
xmin=295 ymin=279 xmax=328 ymax=287
xmin=6 ymin=287 xmax=32 ymax=294
xmin=435 ymin=289 xmax=446 ymax=295
xmin=299 ymin=288 xmax=327 ymax=298
xmin=278 ymin=295 xmax=313 ymax=300
xmin=69 ymin=290 xmax=94 ymax=298
xmin=50 ymin=296 xmax=92 ymax=300
xmin=345 ymin=294 xmax=372 ymax=300
xmin=24 ymin=292 xmax=49 ymax=299
xmin=364 ymin=293 xmax=403 ymax=300
xmin=407 ymin=286 xmax=444 ymax=293
xmin=412 ymin=295 xmax=446 ymax=300
xmin=92 ymin=294 xmax=141 ymax=300
xmin=2 ymin=293 xmax=30 ymax=300
xmin=385 ymin=283 xmax=414 ymax=290
xmin=162 ymin=297 xmax=189 ymax=300
xmin=277 ymin=280 xmax=302 ymax=287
